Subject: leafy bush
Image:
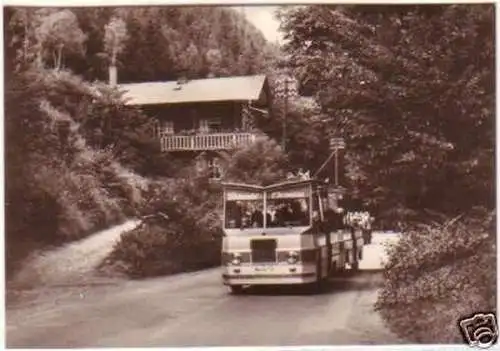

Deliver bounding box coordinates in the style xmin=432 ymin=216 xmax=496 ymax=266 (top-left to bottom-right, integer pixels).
xmin=223 ymin=135 xmax=289 ymax=186
xmin=375 ymin=208 xmax=496 ymax=343
xmin=102 ymin=171 xmax=223 ymax=278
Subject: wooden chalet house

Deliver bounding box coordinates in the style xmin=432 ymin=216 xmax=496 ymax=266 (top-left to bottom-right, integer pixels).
xmin=117 ymin=74 xmax=271 ymax=178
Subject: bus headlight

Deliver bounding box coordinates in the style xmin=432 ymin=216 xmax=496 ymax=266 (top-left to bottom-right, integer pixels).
xmin=231 ymin=253 xmax=242 ymax=266
xmin=287 ymin=251 xmax=299 ymax=264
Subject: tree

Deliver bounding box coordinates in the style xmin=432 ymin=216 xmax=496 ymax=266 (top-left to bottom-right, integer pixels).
xmin=223 ymin=136 xmax=288 ymax=186
xmin=178 ymin=42 xmax=203 ymax=78
xmin=205 ymin=47 xmax=223 ymax=77
xmin=7 ymin=7 xmax=34 ymax=67
xmin=34 ymin=9 xmax=87 ymax=70
xmin=104 ymin=15 xmax=128 ymax=70
xmin=279 ymin=4 xmax=494 ymax=219
xmin=261 ymin=58 xmax=332 ymax=176
xmin=102 ymin=6 xmax=272 ymax=82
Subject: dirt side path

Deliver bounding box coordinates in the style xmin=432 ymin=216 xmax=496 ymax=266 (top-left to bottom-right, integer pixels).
xmin=7 ymin=220 xmax=139 ymax=296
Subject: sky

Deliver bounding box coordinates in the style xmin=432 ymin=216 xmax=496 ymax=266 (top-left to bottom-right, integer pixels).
xmin=238 ymin=6 xmax=284 ymax=44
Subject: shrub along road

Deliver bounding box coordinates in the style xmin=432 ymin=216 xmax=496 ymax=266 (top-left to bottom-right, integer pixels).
xmin=6 ymin=233 xmax=403 ymax=347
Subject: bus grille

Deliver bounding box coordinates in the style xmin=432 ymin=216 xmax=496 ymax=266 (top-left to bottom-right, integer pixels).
xmin=251 ymin=239 xmax=277 ymax=263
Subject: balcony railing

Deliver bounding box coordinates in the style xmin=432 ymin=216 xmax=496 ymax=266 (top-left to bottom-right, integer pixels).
xmin=160 ymin=132 xmax=257 ymax=152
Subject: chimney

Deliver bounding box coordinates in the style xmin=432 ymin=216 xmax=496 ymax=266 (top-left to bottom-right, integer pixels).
xmin=109 ymin=65 xmax=118 ymax=86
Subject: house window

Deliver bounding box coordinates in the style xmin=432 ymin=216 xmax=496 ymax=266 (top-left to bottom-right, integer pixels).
xmin=208 ymin=118 xmax=222 ymax=132
xmin=208 ymin=158 xmax=223 ymax=179
xmin=199 ymin=118 xmax=222 ymax=133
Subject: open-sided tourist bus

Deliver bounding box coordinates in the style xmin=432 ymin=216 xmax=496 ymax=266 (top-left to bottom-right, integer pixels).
xmin=221 ymin=178 xmax=364 ymax=294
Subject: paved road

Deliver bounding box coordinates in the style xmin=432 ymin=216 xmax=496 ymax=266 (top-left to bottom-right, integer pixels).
xmin=6 ymin=234 xmax=403 ymax=348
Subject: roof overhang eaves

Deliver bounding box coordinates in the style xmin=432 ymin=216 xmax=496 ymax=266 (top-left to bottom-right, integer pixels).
xmin=124 ymin=98 xmax=259 ymax=106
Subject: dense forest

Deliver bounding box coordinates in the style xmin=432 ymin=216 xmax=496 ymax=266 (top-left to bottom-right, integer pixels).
xmin=279 ymin=4 xmax=494 ymax=219
xmin=278 ymin=4 xmax=495 ymax=343
xmin=6 ymin=6 xmax=278 ymax=82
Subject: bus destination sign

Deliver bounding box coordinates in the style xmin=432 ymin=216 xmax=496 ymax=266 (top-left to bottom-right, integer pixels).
xmin=268 ymin=189 xmax=308 ymax=199
xmin=226 ymin=191 xmax=263 ymax=201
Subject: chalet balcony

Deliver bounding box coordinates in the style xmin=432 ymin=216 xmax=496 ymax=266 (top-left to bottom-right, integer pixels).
xmin=160 ymin=132 xmax=257 ymax=152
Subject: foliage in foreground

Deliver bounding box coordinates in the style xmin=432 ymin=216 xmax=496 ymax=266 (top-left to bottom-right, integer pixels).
xmin=5 ymin=67 xmax=153 ymax=278
xmin=101 ymin=172 xmax=223 ymax=278
xmin=375 ymin=209 xmax=496 ymax=343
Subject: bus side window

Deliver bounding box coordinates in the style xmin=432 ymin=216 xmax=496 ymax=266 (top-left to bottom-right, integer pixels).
xmin=311 ymin=194 xmax=322 ymax=224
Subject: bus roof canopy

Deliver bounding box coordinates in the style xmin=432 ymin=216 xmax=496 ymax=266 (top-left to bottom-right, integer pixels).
xmin=220 ymin=182 xmax=265 ymax=191
xmin=222 ymin=179 xmax=321 ymax=190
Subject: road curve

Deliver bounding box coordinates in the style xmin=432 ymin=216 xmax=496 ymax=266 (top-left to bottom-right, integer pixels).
xmin=7 ymin=269 xmax=403 ymax=347
xmin=7 ymin=233 xmax=403 ymax=347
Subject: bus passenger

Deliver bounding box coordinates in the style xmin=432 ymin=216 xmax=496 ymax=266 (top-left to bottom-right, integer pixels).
xmin=267 ymin=206 xmax=276 ymax=222
xmin=251 ymin=208 xmax=264 ymax=228
xmin=229 ymin=201 xmax=244 ymax=228
xmin=266 ymin=205 xmax=278 ymax=227
xmin=290 ymin=200 xmax=306 ymax=224
xmin=277 ymin=202 xmax=293 ymax=225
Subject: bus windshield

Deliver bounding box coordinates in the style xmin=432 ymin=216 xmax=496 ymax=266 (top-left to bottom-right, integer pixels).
xmin=224 ymin=190 xmax=264 ymax=229
xmin=266 ymin=188 xmax=311 ymax=228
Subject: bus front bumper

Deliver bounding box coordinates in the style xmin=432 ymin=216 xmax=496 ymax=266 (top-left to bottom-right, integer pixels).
xmin=222 ymin=264 xmax=317 ymax=286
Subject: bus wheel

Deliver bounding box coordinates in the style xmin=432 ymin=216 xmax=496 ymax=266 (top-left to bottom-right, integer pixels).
xmin=310 ymin=260 xmax=325 ymax=294
xmin=229 ymin=285 xmax=244 ymax=295
xmin=364 ymin=230 xmax=372 ymax=245
xmin=329 ymin=260 xmax=336 ymax=277
xmin=308 ymin=278 xmax=323 ymax=294
xmin=326 ymin=247 xmax=332 ymax=276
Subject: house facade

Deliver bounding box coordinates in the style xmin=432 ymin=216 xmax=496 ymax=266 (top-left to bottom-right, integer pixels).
xmin=118 ymin=74 xmax=272 ymax=178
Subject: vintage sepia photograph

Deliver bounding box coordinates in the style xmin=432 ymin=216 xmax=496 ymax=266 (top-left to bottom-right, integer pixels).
xmin=4 ymin=2 xmax=496 ymax=348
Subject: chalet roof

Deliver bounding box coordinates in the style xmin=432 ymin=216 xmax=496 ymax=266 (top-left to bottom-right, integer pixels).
xmin=119 ymin=75 xmax=268 ymax=106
